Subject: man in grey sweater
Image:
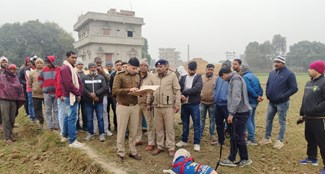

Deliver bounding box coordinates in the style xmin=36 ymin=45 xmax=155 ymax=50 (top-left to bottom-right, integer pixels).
xmin=218 ymin=67 xmax=252 ymax=167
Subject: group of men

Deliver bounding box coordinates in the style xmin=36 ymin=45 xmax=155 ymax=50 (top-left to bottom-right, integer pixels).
xmin=1 ymin=52 xmax=325 ymax=173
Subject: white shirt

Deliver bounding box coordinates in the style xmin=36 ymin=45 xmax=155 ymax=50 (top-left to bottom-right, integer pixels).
xmin=185 ymin=74 xmax=196 ymax=89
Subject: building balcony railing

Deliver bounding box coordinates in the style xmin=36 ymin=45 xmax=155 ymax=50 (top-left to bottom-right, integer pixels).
xmin=74 ymin=35 xmax=145 ymax=48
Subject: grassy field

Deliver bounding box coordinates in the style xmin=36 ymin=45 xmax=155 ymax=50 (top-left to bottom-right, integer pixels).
xmin=1 ymin=73 xmax=323 ymax=174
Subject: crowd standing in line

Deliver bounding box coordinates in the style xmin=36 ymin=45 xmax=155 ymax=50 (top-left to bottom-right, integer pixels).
xmin=1 ymin=52 xmax=325 ymax=173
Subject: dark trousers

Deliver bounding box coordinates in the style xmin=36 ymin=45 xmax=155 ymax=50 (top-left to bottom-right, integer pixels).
xmin=228 ymin=112 xmax=249 ymax=161
xmin=77 ymin=99 xmax=87 ymax=130
xmin=33 ymin=97 xmax=44 ymax=125
xmin=0 ymin=100 xmax=17 ymax=140
xmin=215 ymin=105 xmax=229 ymax=144
xmin=305 ymin=119 xmax=325 ymax=166
xmin=23 ymin=86 xmax=29 ymax=115
xmin=107 ymin=96 xmax=117 ymax=131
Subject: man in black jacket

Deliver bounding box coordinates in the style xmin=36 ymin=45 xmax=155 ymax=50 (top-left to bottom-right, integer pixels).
xmin=259 ymin=56 xmax=298 ymax=149
xmin=108 ymin=60 xmax=122 ymax=132
xmin=176 ymin=61 xmax=203 ymax=152
xmin=83 ymin=63 xmax=107 ymax=142
xmin=298 ymin=60 xmax=325 ymax=173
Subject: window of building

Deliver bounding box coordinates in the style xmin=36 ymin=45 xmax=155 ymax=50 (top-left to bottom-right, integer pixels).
xmin=127 ymin=31 xmax=133 ymax=37
xmin=103 ymin=29 xmax=111 ymax=35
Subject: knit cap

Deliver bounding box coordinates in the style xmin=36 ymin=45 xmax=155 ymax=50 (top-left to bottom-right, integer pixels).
xmin=0 ymin=56 xmax=8 ymax=63
xmin=35 ymin=58 xmax=44 ymax=64
xmin=88 ymin=63 xmax=96 ymax=69
xmin=8 ymin=64 xmax=17 ymax=70
xmin=105 ymin=61 xmax=113 ymax=66
xmin=240 ymin=64 xmax=250 ymax=74
xmin=274 ymin=55 xmax=286 ymax=64
xmin=309 ymin=60 xmax=325 ymax=74
xmin=140 ymin=58 xmax=149 ymax=66
xmin=76 ymin=58 xmax=84 ymax=65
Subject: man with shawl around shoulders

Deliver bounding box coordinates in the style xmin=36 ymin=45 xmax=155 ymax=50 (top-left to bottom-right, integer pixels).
xmin=60 ymin=51 xmax=84 ymax=148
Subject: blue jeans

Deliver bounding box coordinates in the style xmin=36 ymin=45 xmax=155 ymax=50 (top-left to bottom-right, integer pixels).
xmin=181 ymin=104 xmax=201 ymax=144
xmin=27 ymin=92 xmax=35 ymax=120
xmin=265 ymin=101 xmax=290 ymax=141
xmin=215 ymin=105 xmax=229 ymax=145
xmin=199 ymin=103 xmax=216 ymax=137
xmin=85 ymin=102 xmax=104 ymax=135
xmin=57 ymin=98 xmax=67 ymax=135
xmin=62 ymin=97 xmax=79 ymax=144
xmin=246 ymin=103 xmax=257 ymax=142
xmin=142 ymin=115 xmax=147 ymax=129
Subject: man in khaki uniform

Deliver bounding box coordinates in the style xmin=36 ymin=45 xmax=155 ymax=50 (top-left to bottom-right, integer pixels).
xmin=135 ymin=58 xmax=156 ymax=151
xmin=112 ymin=57 xmax=141 ymax=161
xmin=151 ymin=59 xmax=181 ymax=157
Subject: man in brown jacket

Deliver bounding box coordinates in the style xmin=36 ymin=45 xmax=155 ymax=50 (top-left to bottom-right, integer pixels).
xmin=135 ymin=58 xmax=156 ymax=151
xmin=28 ymin=58 xmax=44 ymax=128
xmin=200 ymin=64 xmax=218 ymax=145
xmin=151 ymin=59 xmax=181 ymax=157
xmin=112 ymin=57 xmax=141 ymax=161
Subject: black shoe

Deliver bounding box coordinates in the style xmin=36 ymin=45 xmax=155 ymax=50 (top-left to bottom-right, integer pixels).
xmin=128 ymin=154 xmax=141 ymax=160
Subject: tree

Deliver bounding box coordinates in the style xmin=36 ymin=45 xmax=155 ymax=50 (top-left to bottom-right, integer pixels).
xmin=272 ymin=34 xmax=287 ymax=56
xmin=244 ymin=41 xmax=274 ymax=72
xmin=141 ymin=38 xmax=152 ymax=63
xmin=243 ymin=34 xmax=287 ymax=72
xmin=286 ymin=41 xmax=325 ymax=72
xmin=0 ymin=20 xmax=75 ymax=66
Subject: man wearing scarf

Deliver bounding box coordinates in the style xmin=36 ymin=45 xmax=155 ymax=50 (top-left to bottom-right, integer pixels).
xmin=0 ymin=64 xmax=25 ymax=143
xmin=60 ymin=51 xmax=84 ymax=148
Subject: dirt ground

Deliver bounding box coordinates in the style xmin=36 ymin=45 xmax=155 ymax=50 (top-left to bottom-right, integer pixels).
xmin=0 ymin=73 xmax=322 ymax=174
xmin=0 ymin=117 xmax=105 ymax=174
xmin=81 ymin=73 xmax=322 ymax=174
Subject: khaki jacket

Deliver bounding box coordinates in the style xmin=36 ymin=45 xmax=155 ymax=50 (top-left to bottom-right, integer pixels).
xmin=151 ymin=70 xmax=181 ymax=108
xmin=112 ymin=70 xmax=140 ymax=105
xmin=28 ymin=69 xmax=44 ymax=98
xmin=200 ymin=74 xmax=217 ymax=105
xmin=138 ymin=72 xmax=155 ymax=106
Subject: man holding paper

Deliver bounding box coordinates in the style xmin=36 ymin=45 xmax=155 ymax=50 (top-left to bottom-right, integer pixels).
xmin=112 ymin=57 xmax=141 ymax=161
xmin=135 ymin=58 xmax=156 ymax=151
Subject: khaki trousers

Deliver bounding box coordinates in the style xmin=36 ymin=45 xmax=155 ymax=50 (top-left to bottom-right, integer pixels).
xmin=116 ymin=104 xmax=139 ymax=157
xmin=154 ymin=107 xmax=175 ymax=151
xmin=0 ymin=100 xmax=17 ymax=140
xmin=135 ymin=105 xmax=155 ymax=145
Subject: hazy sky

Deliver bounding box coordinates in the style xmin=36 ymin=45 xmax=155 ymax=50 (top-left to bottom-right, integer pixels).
xmin=1 ymin=0 xmax=324 ymax=62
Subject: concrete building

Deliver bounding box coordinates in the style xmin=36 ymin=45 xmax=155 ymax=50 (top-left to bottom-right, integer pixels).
xmin=73 ymin=9 xmax=145 ymax=65
xmin=158 ymin=48 xmax=182 ymax=70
